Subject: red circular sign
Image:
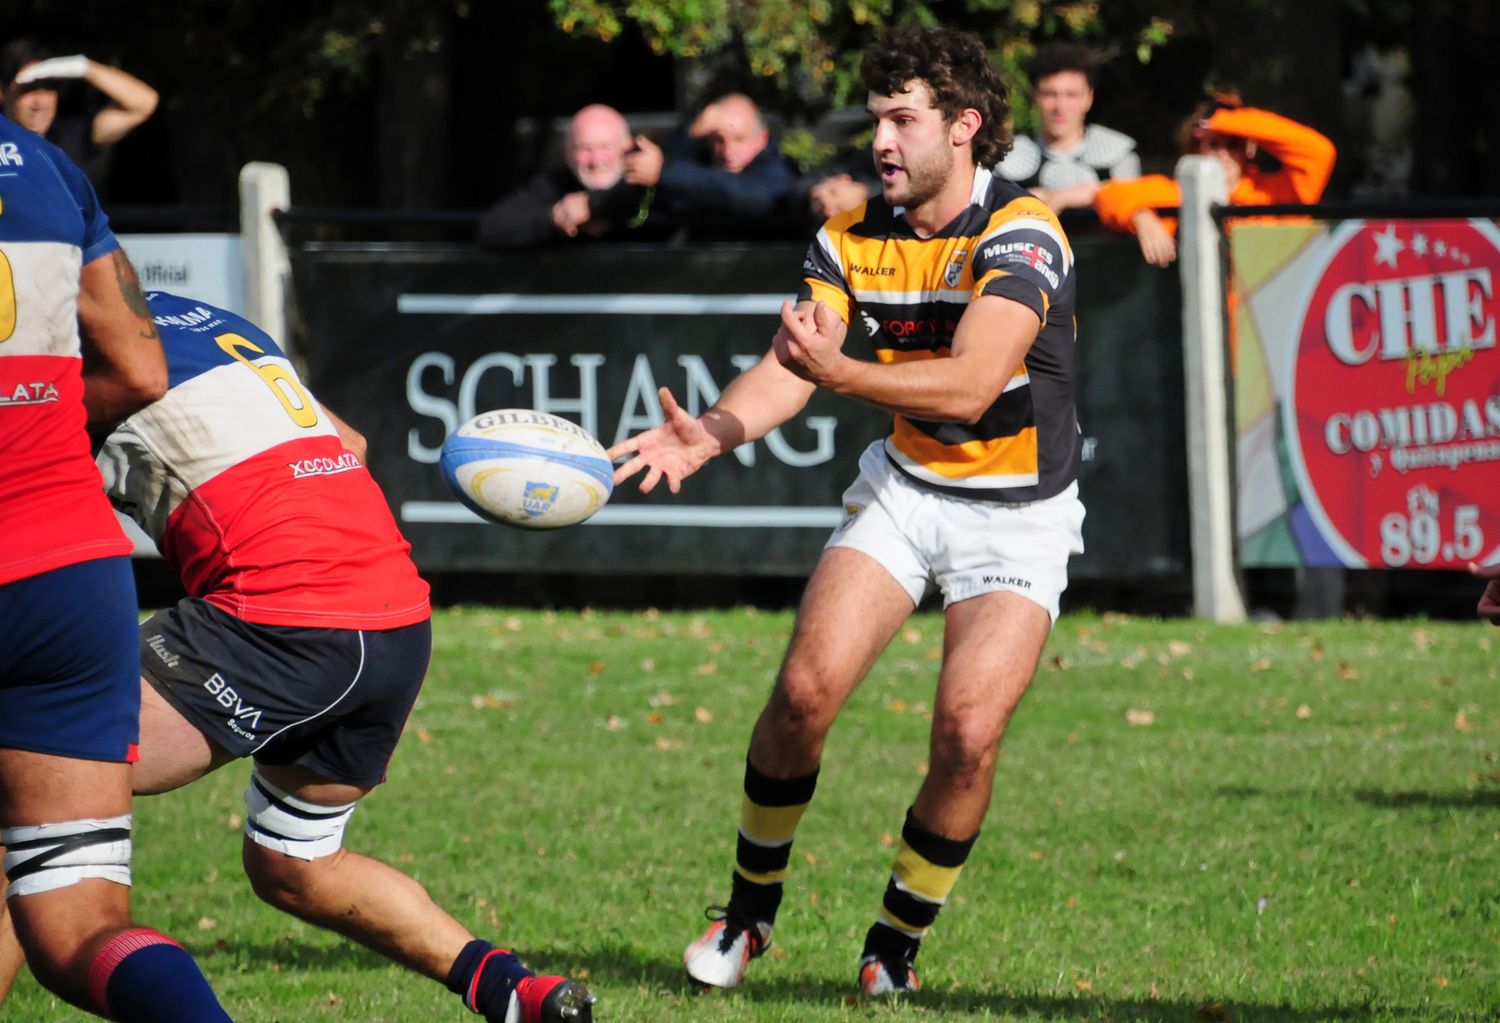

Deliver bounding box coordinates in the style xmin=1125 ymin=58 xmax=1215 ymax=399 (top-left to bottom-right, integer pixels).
xmin=1288 ymin=219 xmax=1500 ymax=569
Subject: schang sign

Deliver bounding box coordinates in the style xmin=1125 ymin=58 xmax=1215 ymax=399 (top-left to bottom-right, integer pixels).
xmin=292 ymin=245 xmax=884 ymax=575
xmin=291 ymin=241 xmax=1187 ymax=579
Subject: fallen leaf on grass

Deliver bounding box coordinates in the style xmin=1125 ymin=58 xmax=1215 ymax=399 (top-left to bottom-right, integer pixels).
xmin=1075 ymin=979 xmax=1092 ymax=991
xmin=416 ymin=727 xmax=434 ymax=743
xmin=1338 ymin=661 xmax=1360 ymax=680
xmin=879 ymin=832 xmax=897 ymax=847
xmin=648 ymin=690 xmax=681 ymax=707
xmin=1126 ymin=709 xmax=1155 ymax=726
xmin=1436 ymin=976 xmax=1449 ymax=987
xmin=1296 ymin=704 xmax=1313 ymax=719
xmin=693 ymin=662 xmax=719 ymax=676
xmin=902 ymin=626 xmax=923 ymax=644
xmin=1167 ymin=640 xmax=1193 ymax=657
xmin=654 ymin=736 xmax=682 ymax=750
xmin=1455 ymin=710 xmax=1474 ymax=732
xmin=1250 ymin=658 xmax=1273 ymax=673
xmin=800 ymin=851 xmax=818 ymax=865
xmin=605 ymin=715 xmax=627 ymax=731
xmin=588 ymin=661 xmax=606 ymax=675
xmin=694 ymin=706 xmax=714 ymax=723
xmin=645 ymin=711 xmax=665 ymax=725
xmin=197 ymin=917 xmax=217 ymax=931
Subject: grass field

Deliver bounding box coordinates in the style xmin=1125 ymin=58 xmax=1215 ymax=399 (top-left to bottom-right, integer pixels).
xmin=9 ymin=608 xmax=1497 ymax=1022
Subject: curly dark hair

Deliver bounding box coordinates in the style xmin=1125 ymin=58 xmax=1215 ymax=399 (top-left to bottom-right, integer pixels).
xmin=1028 ymin=42 xmax=1097 ymax=89
xmin=860 ymin=26 xmax=1012 ymax=168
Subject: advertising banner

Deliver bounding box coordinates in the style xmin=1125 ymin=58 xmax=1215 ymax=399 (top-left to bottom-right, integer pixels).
xmin=291 ymin=238 xmax=1186 ymax=579
xmin=1233 ymin=219 xmax=1499 ymax=569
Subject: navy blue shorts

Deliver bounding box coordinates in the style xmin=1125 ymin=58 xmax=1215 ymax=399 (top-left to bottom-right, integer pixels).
xmin=140 ymin=599 xmax=432 ymax=788
xmin=0 ymin=557 xmax=141 ymax=762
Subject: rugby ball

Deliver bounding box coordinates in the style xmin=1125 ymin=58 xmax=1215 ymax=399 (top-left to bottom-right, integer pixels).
xmin=439 ymin=409 xmax=613 ymax=529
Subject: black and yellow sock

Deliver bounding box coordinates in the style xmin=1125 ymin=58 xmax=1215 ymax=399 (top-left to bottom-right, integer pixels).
xmin=729 ymin=757 xmax=818 ymax=925
xmin=864 ymin=807 xmax=978 ymax=962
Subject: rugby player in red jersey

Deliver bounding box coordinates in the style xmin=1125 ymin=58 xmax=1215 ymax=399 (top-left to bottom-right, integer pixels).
xmin=0 ymin=118 xmax=232 ymax=1020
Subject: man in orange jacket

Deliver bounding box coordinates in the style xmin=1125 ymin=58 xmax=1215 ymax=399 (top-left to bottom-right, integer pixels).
xmin=1095 ymin=91 xmax=1335 ymax=266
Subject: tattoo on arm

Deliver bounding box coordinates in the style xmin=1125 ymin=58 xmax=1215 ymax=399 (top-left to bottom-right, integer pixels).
xmin=109 ymin=249 xmax=157 ymax=332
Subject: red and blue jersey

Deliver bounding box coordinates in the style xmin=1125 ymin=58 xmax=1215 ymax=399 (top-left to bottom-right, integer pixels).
xmin=0 ymin=115 xmax=131 ymax=585
xmin=97 ymin=292 xmax=430 ymax=630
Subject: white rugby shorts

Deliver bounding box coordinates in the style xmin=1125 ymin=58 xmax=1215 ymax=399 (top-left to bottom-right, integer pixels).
xmin=826 ymin=441 xmax=1085 ymax=622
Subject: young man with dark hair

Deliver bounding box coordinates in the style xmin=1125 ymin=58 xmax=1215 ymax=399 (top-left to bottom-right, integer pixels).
xmin=998 ymin=41 xmax=1139 ymax=213
xmin=610 ymin=25 xmax=1086 ymax=999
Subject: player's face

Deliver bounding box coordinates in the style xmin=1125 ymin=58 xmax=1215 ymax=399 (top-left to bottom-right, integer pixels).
xmin=3 ymin=71 xmax=58 ymax=136
xmin=868 ymin=82 xmax=955 ymax=209
xmin=1034 ymin=70 xmax=1093 ymax=145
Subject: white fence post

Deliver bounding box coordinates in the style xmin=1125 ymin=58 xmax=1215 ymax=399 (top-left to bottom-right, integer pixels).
xmin=239 ymin=162 xmax=291 ymax=352
xmin=1176 ymin=156 xmax=1247 ymax=623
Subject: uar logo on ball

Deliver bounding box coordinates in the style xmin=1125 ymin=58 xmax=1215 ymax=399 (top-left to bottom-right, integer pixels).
xmin=439 ymin=410 xmax=613 ymax=529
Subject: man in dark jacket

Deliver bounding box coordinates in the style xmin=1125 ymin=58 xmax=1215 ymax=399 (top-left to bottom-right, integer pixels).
xmin=478 ymin=104 xmax=650 ymax=248
xmin=622 ymin=93 xmax=799 ymax=238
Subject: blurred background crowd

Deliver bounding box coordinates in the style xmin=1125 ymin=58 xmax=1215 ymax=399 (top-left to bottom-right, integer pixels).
xmin=5 ymin=0 xmax=1494 ymax=237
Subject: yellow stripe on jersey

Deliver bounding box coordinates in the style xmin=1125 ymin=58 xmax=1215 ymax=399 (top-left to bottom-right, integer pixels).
xmin=891 ymin=419 xmax=1039 ymax=481
xmin=806 ymin=277 xmax=850 ymax=320
xmin=976 ymin=268 xmax=1050 ymax=320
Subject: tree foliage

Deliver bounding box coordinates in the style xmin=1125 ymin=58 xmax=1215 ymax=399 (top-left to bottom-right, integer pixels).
xmin=548 ymin=0 xmax=1173 ymax=128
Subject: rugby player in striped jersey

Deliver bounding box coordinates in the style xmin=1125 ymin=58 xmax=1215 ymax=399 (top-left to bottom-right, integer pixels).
xmin=611 ymin=25 xmax=1087 ymax=1000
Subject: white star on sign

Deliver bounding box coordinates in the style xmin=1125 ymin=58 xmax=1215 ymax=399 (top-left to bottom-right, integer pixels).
xmin=1411 ymin=231 xmax=1428 ymax=256
xmin=1372 ymin=223 xmax=1404 ymax=268
xmin=1434 ymin=239 xmax=1447 ymax=257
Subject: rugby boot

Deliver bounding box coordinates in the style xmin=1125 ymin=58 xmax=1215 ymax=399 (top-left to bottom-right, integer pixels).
xmin=512 ymin=974 xmax=597 ymax=1023
xmin=683 ymin=905 xmax=772 ymax=989
xmin=857 ymin=948 xmax=920 ymax=998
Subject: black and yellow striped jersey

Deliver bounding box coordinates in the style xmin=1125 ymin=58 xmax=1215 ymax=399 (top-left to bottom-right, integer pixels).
xmin=798 ymin=166 xmax=1081 ymax=504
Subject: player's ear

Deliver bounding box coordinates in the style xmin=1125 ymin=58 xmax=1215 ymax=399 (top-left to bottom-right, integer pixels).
xmin=950 ymin=107 xmax=982 ymax=150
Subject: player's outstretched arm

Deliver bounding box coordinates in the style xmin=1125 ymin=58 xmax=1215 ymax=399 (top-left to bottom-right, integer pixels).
xmin=607 ymin=387 xmax=722 ymax=494
xmin=76 ymin=248 xmax=166 ymax=436
xmin=609 ymin=333 xmax=819 ymax=494
xmin=1471 ymin=561 xmax=1500 ymax=625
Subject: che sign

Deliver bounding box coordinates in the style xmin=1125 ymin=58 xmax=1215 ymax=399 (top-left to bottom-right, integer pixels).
xmin=1286 ymin=219 xmax=1499 ymax=569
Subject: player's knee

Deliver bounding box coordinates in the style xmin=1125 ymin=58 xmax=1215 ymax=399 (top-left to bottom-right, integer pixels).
xmin=242 ymin=839 xmax=343 ymax=913
xmin=929 ymin=715 xmax=1002 ymax=780
xmin=768 ymin=664 xmax=840 ymax=735
xmin=2 ymin=816 xmax=133 ymax=899
xmin=240 ymin=769 xmax=356 ymax=909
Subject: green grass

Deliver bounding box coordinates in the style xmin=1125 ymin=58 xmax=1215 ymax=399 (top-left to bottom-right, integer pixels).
xmin=9 ymin=609 xmax=1498 ymax=1021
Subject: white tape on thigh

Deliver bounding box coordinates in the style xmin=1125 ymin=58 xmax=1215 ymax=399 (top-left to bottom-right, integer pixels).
xmin=2 ymin=815 xmax=133 ymax=898
xmin=244 ymin=771 xmax=357 ymax=861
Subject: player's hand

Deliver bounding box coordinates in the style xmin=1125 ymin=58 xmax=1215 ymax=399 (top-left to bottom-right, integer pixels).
xmin=1132 ymin=209 xmax=1177 ymax=267
xmin=15 ymin=55 xmax=90 ymax=83
xmin=550 ymin=191 xmax=592 ymax=237
xmin=623 ymin=136 xmax=664 ymax=188
xmin=1471 ymin=561 xmax=1500 ymax=625
xmin=606 ymin=387 xmax=717 ymax=494
xmin=772 ymin=300 xmax=846 ymax=386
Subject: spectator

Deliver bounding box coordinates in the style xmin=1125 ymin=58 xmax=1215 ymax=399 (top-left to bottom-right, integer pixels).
xmin=997 ymin=42 xmax=1139 ymax=213
xmin=1094 ymin=89 xmax=1336 ymax=266
xmin=623 ymin=93 xmax=799 ymax=234
xmin=0 ymin=39 xmax=157 ymax=192
xmin=478 ymin=103 xmax=653 ymax=248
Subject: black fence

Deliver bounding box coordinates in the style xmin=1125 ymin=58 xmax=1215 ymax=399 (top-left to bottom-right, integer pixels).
xmin=291 ymin=236 xmax=1188 ymax=582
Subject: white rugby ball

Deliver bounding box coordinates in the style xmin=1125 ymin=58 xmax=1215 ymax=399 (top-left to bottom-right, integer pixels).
xmin=439 ymin=409 xmax=613 ymax=529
